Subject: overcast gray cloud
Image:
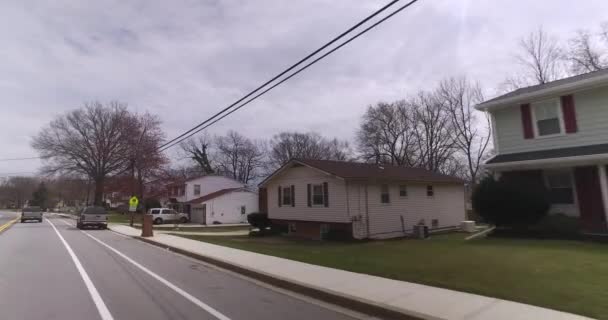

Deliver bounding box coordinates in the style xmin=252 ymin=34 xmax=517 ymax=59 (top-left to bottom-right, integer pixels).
xmin=1 ymin=0 xmax=607 ymax=175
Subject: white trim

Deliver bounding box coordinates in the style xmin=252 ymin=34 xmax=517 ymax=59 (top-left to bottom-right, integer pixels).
xmin=484 ymin=153 xmax=608 ymax=170
xmin=310 ymin=183 xmax=325 ymax=207
xmin=530 ymin=98 xmax=565 ymax=138
xmin=598 ymin=165 xmax=608 ymax=224
xmin=489 ymin=111 xmax=499 ymax=153
xmin=475 ymin=72 xmax=608 ymax=111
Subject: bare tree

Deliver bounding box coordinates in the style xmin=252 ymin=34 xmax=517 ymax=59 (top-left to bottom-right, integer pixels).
xmin=357 ymin=101 xmax=418 ymax=166
xmin=0 ymin=176 xmax=38 ymax=208
xmin=438 ymin=77 xmax=491 ymax=183
xmin=129 ymin=113 xmax=168 ymax=199
xmin=180 ymin=135 xmax=214 ymax=175
xmin=214 ymin=131 xmax=265 ymax=184
xmin=566 ymin=29 xmax=607 ymax=74
xmin=268 ymin=132 xmax=351 ymax=168
xmin=31 ymin=102 xmax=135 ymax=205
xmin=510 ymin=27 xmax=566 ymax=88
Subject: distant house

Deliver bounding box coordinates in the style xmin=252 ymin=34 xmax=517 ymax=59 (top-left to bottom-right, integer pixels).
xmin=165 ymin=175 xmax=246 ymax=220
xmin=187 ymin=188 xmax=258 ymax=225
xmin=476 ymin=69 xmax=608 ymax=233
xmin=259 ymin=159 xmax=465 ymax=240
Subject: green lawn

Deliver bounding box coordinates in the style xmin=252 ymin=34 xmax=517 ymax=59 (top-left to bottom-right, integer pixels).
xmin=107 ymin=213 xmax=141 ymax=224
xmin=134 ymin=225 xmax=249 ymax=233
xmin=177 ymin=233 xmax=608 ymax=319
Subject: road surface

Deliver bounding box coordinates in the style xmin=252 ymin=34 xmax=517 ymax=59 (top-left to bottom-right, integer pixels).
xmin=0 ymin=213 xmax=371 ymax=320
xmin=0 ymin=210 xmax=19 ymax=226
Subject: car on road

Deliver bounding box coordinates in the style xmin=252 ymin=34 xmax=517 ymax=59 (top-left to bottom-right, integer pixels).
xmin=76 ymin=206 xmax=108 ymax=229
xmin=21 ymin=206 xmax=43 ymax=223
xmin=147 ymin=208 xmax=189 ymax=224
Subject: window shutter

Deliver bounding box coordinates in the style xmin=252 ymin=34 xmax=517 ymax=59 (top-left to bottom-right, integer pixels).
xmin=323 ymin=182 xmax=329 ymax=207
xmin=291 ymin=185 xmax=295 ymax=207
xmin=278 ymin=186 xmax=282 ymax=207
xmin=561 ymin=95 xmax=578 ymax=133
xmin=307 ymin=184 xmax=311 ymax=207
xmin=520 ymin=103 xmax=534 ymax=139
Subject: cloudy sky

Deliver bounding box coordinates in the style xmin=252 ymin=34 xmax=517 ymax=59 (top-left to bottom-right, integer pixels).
xmin=1 ymin=0 xmax=607 ymax=175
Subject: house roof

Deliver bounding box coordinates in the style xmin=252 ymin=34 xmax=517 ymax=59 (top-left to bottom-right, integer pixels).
xmin=476 ymin=68 xmax=608 ymax=111
xmin=166 ymin=174 xmax=243 ymax=187
xmin=486 ymin=143 xmax=608 ymax=166
xmin=259 ymin=159 xmax=464 ymax=187
xmin=186 ymin=188 xmax=248 ymax=204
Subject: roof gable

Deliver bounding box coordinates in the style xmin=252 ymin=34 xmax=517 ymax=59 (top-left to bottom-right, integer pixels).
xmin=186 ymin=188 xmax=253 ymax=204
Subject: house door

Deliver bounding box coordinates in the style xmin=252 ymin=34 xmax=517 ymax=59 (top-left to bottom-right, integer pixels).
xmin=574 ymin=166 xmax=607 ymax=232
xmin=202 ymin=204 xmax=207 ymax=225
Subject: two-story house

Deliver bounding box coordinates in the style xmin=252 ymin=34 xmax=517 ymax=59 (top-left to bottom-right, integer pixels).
xmin=476 ymin=69 xmax=608 ymax=233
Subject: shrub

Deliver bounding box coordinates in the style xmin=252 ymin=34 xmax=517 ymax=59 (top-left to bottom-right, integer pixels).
xmin=535 ymin=214 xmax=581 ymax=238
xmin=472 ymin=175 xmax=550 ymax=228
xmin=247 ymin=212 xmax=271 ymax=230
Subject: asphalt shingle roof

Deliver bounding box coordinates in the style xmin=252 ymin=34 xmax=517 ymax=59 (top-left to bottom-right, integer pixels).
xmin=486 ymin=143 xmax=608 ymax=164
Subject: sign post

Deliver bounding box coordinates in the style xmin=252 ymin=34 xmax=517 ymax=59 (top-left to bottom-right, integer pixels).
xmin=129 ymin=196 xmax=139 ymax=227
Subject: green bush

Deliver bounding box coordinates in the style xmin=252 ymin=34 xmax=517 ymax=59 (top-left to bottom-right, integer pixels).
xmin=247 ymin=212 xmax=271 ymax=230
xmin=472 ymin=175 xmax=550 ymax=228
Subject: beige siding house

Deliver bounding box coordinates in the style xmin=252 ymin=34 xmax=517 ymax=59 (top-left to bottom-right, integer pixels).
xmin=259 ymin=159 xmax=465 ymax=240
xmin=476 ymin=69 xmax=608 ymax=233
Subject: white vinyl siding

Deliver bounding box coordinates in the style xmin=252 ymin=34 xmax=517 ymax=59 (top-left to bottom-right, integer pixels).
xmin=267 ymin=165 xmax=349 ymax=223
xmin=492 ymin=87 xmax=608 ymax=154
xmin=179 ymin=176 xmax=244 ymax=202
xmin=190 ymin=191 xmax=258 ymax=224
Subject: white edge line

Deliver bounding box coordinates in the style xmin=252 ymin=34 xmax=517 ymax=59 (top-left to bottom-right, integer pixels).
xmin=78 ymin=225 xmax=231 ymax=320
xmin=47 ymin=218 xmax=114 ymax=320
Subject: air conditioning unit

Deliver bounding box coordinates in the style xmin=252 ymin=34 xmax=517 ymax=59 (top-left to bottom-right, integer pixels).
xmin=460 ymin=220 xmax=476 ymax=233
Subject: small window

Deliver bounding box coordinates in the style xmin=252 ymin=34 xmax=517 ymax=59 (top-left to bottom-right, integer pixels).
xmin=533 ymin=100 xmax=562 ymax=136
xmin=282 ymin=187 xmax=292 ymax=206
xmin=426 ymin=185 xmax=434 ymax=197
xmin=399 ymin=185 xmax=408 ymax=197
xmin=312 ymin=184 xmax=324 ymax=205
xmin=432 ymin=219 xmax=439 ymax=228
xmin=380 ymin=184 xmax=390 ymax=203
xmin=545 ymin=170 xmax=574 ymax=204
xmin=240 ymin=206 xmax=246 ymax=215
xmin=194 ymin=184 xmax=201 ymax=196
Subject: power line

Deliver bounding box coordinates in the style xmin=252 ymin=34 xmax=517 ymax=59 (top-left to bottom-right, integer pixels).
xmin=0 ymin=156 xmax=42 ymax=162
xmin=159 ymin=0 xmax=420 ymax=152
xmin=158 ymin=0 xmax=413 ymax=151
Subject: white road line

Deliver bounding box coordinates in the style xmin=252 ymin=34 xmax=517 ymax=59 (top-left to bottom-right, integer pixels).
xmin=78 ymin=226 xmax=231 ymax=320
xmin=47 ymin=219 xmax=114 ymax=320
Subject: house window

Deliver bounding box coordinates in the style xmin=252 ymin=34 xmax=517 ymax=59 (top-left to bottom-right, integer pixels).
xmin=179 ymin=187 xmax=185 ymax=196
xmin=312 ymin=184 xmax=324 ymax=205
xmin=282 ymin=187 xmax=292 ymax=206
xmin=426 ymin=185 xmax=434 ymax=197
xmin=194 ymin=184 xmax=201 ymax=196
xmin=288 ymin=223 xmax=297 ymax=234
xmin=399 ymin=185 xmax=408 ymax=197
xmin=533 ymin=99 xmax=562 ymax=136
xmin=545 ymin=170 xmax=575 ymax=204
xmin=432 ymin=219 xmax=439 ymax=228
xmin=380 ymin=184 xmax=390 ymax=203
xmin=241 ymin=206 xmax=246 ymax=215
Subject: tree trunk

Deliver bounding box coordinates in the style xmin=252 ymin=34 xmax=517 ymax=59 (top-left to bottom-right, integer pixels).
xmin=93 ymin=177 xmax=105 ymax=206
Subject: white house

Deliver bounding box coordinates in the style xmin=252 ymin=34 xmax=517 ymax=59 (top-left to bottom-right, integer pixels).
xmin=259 ymin=159 xmax=465 ymax=240
xmin=188 ymin=188 xmax=258 ymax=224
xmin=476 ymin=69 xmax=608 ymax=233
xmin=165 ymin=175 xmax=246 ymax=219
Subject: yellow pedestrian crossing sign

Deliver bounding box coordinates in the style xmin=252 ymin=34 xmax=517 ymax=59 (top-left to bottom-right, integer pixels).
xmin=129 ymin=196 xmax=139 ymax=212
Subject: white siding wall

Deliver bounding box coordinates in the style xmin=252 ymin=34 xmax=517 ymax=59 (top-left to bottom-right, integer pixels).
xmin=365 ymin=183 xmax=465 ymax=239
xmin=492 ymin=87 xmax=608 ymax=154
xmin=195 ymin=191 xmax=258 ymax=224
xmin=266 ymin=165 xmax=349 ymax=223
xmin=183 ymin=176 xmax=245 ymax=202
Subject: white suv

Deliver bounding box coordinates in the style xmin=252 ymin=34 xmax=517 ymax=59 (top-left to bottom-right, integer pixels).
xmin=147 ymin=208 xmax=189 ymax=224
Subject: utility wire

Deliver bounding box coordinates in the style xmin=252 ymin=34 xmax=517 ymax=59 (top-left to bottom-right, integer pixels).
xmin=158 ymin=0 xmax=411 ymax=150
xmin=0 ymin=156 xmax=42 ymax=162
xmin=159 ymin=0 xmax=420 ymax=152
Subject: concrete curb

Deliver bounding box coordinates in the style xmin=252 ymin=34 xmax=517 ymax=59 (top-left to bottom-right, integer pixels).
xmin=134 ymin=236 xmax=422 ymax=320
xmin=0 ymin=218 xmax=19 ymax=234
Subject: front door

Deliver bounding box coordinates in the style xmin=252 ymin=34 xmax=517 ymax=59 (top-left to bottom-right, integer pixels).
xmin=574 ymin=166 xmax=607 ymax=232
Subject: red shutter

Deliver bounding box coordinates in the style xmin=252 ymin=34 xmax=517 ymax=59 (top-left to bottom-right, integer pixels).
xmin=520 ymin=103 xmax=534 ymax=139
xmin=561 ymin=95 xmax=578 ymax=133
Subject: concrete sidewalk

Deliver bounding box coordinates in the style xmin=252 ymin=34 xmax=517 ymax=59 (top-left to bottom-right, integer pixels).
xmin=109 ymin=224 xmax=592 ymax=320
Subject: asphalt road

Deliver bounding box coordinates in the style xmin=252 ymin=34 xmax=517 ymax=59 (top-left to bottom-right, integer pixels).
xmin=0 ymin=210 xmax=19 ymax=226
xmin=0 ymin=213 xmax=371 ymax=320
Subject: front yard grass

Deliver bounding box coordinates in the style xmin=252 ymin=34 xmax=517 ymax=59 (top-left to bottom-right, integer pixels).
xmin=176 ymin=233 xmax=608 ymax=319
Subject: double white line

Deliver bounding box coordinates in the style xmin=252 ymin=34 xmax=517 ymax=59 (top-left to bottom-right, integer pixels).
xmin=48 ymin=218 xmax=231 ymax=320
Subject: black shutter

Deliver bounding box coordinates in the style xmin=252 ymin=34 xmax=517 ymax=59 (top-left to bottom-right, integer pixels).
xmin=307 ymin=184 xmax=312 ymax=207
xmin=291 ymin=185 xmax=295 ymax=207
xmin=323 ymin=182 xmax=329 ymax=207
xmin=278 ymin=186 xmax=282 ymax=207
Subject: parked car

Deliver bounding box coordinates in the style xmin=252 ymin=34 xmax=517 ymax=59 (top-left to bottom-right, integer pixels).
xmin=76 ymin=206 xmax=108 ymax=229
xmin=147 ymin=208 xmax=189 ymax=224
xmin=21 ymin=206 xmax=43 ymax=223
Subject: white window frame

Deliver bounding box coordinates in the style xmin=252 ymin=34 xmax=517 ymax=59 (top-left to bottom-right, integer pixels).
xmin=399 ymin=185 xmax=408 ymax=198
xmin=311 ymin=183 xmax=325 ymax=206
xmin=380 ymin=184 xmax=390 ymax=204
xmin=531 ymin=98 xmax=565 ymax=139
xmin=194 ymin=184 xmax=201 ymax=196
xmin=282 ymin=186 xmax=292 ymax=206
